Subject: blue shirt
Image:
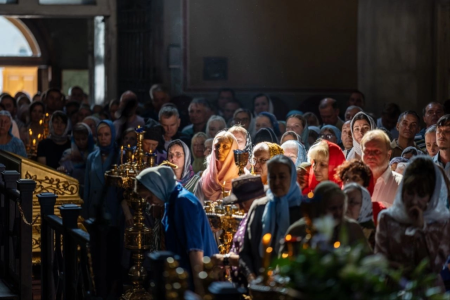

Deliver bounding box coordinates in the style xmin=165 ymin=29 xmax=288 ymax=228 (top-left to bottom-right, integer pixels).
xmin=433 ymin=152 xmax=450 ymax=179
xmin=162 ymin=184 xmax=218 ymax=274
xmin=0 ymin=136 xmax=27 ymax=157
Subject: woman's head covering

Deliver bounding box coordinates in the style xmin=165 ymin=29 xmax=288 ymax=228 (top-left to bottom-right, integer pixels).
xmin=49 ymin=111 xmax=70 ymax=143
xmin=253 ymin=127 xmax=278 ymax=145
xmin=17 ymin=104 xmax=30 ymax=124
xmin=84 ymin=115 xmax=100 ymax=130
xmin=260 ymin=155 xmax=302 ymax=256
xmin=281 ymin=140 xmax=307 ymax=167
xmin=306 ymin=140 xmax=346 ymax=195
xmin=300 ymin=122 xmax=310 ymax=150
xmin=401 ymin=146 xmax=422 ymax=157
xmin=343 ymin=183 xmax=373 ymax=224
xmin=168 ymin=139 xmax=195 ymax=186
xmin=136 ymin=166 xmax=177 ymax=203
xmin=265 ymin=142 xmax=284 ymax=158
xmin=200 ymin=131 xmax=240 ymax=200
xmin=0 ymin=110 xmax=13 ymax=136
xmin=97 ymin=120 xmax=116 ymax=154
xmin=258 ymin=112 xmax=281 ymax=136
xmin=381 ymin=156 xmax=450 ymax=225
xmin=321 ymin=125 xmax=342 ymax=145
xmin=191 ymin=132 xmax=207 ymax=173
xmin=253 ymin=93 xmax=274 ymax=115
xmin=28 ymin=101 xmax=45 ymax=124
xmin=233 ymin=108 xmax=256 ymax=138
xmin=70 ymin=122 xmax=96 ymax=162
xmin=143 ymin=125 xmax=165 ymax=153
xmin=308 ymin=126 xmax=320 ymax=134
xmin=286 ymin=110 xmax=303 ymax=118
xmin=389 ymin=157 xmax=409 ymax=166
xmin=347 ymin=112 xmax=376 ymax=159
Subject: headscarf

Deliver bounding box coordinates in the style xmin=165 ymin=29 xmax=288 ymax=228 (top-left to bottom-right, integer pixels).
xmin=49 ymin=111 xmax=70 ymax=143
xmin=347 ymin=112 xmax=376 ymax=160
xmin=0 ymin=110 xmax=13 ymax=136
xmin=380 ymin=156 xmax=450 ymax=226
xmin=300 ymin=121 xmax=310 ymax=150
xmin=97 ymin=120 xmax=116 ymax=154
xmin=253 ymin=128 xmax=278 ymax=145
xmin=200 ymin=131 xmax=240 ymax=200
xmin=84 ymin=116 xmax=100 ymax=130
xmin=286 ymin=110 xmax=303 ymax=118
xmin=253 ymin=94 xmax=274 ymax=115
xmin=389 ymin=157 xmax=409 ymax=166
xmin=305 ymin=140 xmax=346 ymax=195
xmin=17 ymin=104 xmax=30 ymax=124
xmin=144 ymin=125 xmax=165 ymax=153
xmin=168 ymin=139 xmax=195 ymax=186
xmin=260 ymin=155 xmax=302 ymax=256
xmin=401 ymin=146 xmax=422 ymax=157
xmin=308 ymin=126 xmax=320 ymax=135
xmin=70 ymin=123 xmax=96 ymax=162
xmin=191 ymin=132 xmax=207 ymax=173
xmin=266 ymin=142 xmax=284 ymax=158
xmin=281 ymin=140 xmax=307 ymax=167
xmin=343 ymin=183 xmax=373 ymax=224
xmin=136 ymin=166 xmax=177 ymax=203
xmin=321 ymin=125 xmax=342 ymax=145
xmin=258 ymin=112 xmax=281 ymax=136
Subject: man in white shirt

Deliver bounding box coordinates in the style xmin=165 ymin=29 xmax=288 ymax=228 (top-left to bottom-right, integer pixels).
xmin=361 ymin=129 xmax=402 ymax=208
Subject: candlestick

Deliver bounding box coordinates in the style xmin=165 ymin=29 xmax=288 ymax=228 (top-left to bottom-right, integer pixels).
xmin=121 ymin=145 xmax=124 ymax=165
xmin=262 ymin=233 xmax=272 ymax=283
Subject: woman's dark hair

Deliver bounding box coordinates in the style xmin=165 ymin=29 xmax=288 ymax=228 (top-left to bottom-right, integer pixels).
xmin=351 ymin=113 xmax=374 ymax=130
xmin=168 ymin=140 xmax=186 ymax=156
xmin=29 ymin=101 xmax=45 ymax=116
xmin=51 ymin=111 xmax=68 ymax=125
xmin=334 ymin=159 xmax=372 ymax=187
xmin=287 ymin=114 xmax=307 ymax=128
xmin=402 ymin=157 xmax=435 ymax=197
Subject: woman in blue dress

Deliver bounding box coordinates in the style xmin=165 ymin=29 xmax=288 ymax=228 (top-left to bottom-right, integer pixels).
xmin=135 ymin=166 xmax=218 ymax=294
xmin=0 ymin=110 xmax=27 ymax=157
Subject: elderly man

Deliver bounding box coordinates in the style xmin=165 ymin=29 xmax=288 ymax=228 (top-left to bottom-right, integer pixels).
xmin=318 ymin=98 xmax=344 ymax=130
xmin=182 ymin=98 xmax=213 ymax=138
xmin=348 ymin=90 xmax=365 ymax=109
xmin=390 ymin=111 xmax=421 ymax=158
xmin=361 ymin=129 xmax=402 ymax=208
xmin=341 ymin=120 xmax=353 ymax=157
xmin=434 ymin=115 xmax=450 ymax=178
xmin=414 ymin=102 xmax=444 ymax=152
xmin=345 ymin=105 xmax=363 ymax=122
xmin=425 ymin=125 xmax=438 ymax=157
xmin=159 ymin=103 xmax=191 ymax=148
xmin=114 ymin=91 xmax=145 ymax=140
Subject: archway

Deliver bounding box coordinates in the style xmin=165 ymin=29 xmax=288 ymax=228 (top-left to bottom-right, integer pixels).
xmin=0 ymin=16 xmax=40 ymax=97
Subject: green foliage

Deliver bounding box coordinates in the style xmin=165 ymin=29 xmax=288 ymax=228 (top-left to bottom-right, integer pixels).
xmin=274 ymin=243 xmax=449 ymax=300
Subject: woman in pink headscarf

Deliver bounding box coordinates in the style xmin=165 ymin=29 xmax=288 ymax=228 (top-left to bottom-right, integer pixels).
xmin=194 ymin=131 xmax=240 ymax=202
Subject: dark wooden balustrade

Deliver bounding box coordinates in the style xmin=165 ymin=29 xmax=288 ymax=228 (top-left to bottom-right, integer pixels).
xmin=0 ymin=164 xmax=36 ymax=300
xmin=38 ymin=193 xmax=98 ymax=300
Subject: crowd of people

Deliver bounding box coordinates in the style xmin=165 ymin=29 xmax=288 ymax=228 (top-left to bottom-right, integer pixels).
xmin=1 ymin=86 xmax=450 ymax=295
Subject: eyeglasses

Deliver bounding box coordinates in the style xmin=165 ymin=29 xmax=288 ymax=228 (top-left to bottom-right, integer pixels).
xmin=168 ymin=152 xmax=183 ymax=159
xmin=254 ymin=157 xmax=270 ymax=165
xmin=320 ymin=134 xmax=334 ymax=140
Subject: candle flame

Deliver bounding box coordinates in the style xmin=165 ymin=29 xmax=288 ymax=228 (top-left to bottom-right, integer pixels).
xmin=32 ymin=139 xmax=36 ymax=145
xmin=334 ymin=241 xmax=341 ymax=249
xmin=45 ymin=113 xmax=49 ymax=117
xmin=29 ymin=129 xmax=32 ymax=135
xmin=38 ymin=134 xmax=41 ymax=139
xmin=128 ymin=144 xmax=130 ymax=148
xmin=262 ymin=233 xmax=271 ymax=245
xmin=223 ymin=181 xmax=226 ymax=186
xmin=285 ymin=234 xmax=292 ymax=242
xmin=266 ymin=247 xmax=273 ymax=254
xmin=121 ymin=145 xmax=123 ymax=150
xmin=281 ymin=253 xmax=289 ymax=259
xmin=39 ymin=120 xmax=43 ymax=125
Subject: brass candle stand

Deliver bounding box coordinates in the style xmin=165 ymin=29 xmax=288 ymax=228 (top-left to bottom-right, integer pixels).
xmin=204 ymin=201 xmax=244 ymax=254
xmin=233 ymin=150 xmax=249 ymax=176
xmin=105 ymin=126 xmax=157 ymax=300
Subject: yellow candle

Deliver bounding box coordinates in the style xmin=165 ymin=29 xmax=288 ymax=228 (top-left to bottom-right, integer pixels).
xmin=32 ymin=139 xmax=36 ymax=147
xmin=120 ymin=145 xmax=124 ymax=165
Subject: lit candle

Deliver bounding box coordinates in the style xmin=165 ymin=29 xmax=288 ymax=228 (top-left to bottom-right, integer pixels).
xmin=38 ymin=134 xmax=41 ymax=140
xmin=45 ymin=113 xmax=49 ymax=118
xmin=120 ymin=145 xmax=124 ymax=165
xmin=222 ymin=181 xmax=226 ymax=198
xmin=32 ymin=139 xmax=36 ymax=147
xmin=262 ymin=233 xmax=272 ymax=277
xmin=39 ymin=119 xmax=43 ymax=126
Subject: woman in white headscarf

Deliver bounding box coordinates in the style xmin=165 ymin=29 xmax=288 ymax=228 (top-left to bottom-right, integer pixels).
xmin=343 ymin=183 xmax=375 ymax=248
xmin=375 ymin=156 xmax=450 ymax=289
xmin=347 ymin=112 xmax=377 ymax=160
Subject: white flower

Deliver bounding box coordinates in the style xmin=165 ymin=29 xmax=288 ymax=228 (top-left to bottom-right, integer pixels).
xmin=313 ymin=215 xmax=334 ymax=242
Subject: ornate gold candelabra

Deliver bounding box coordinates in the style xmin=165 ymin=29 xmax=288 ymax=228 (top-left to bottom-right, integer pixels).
xmin=233 ymin=150 xmax=249 ymax=176
xmin=204 ymin=201 xmax=244 ymax=254
xmin=105 ymin=126 xmax=157 ymax=300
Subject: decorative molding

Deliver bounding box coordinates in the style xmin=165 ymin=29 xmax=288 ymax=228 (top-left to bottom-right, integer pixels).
xmin=24 ymin=171 xmax=79 ymax=196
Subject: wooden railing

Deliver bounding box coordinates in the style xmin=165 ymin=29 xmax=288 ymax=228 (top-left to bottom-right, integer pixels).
xmin=0 ymin=164 xmax=36 ymax=300
xmin=38 ymin=193 xmax=98 ymax=300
